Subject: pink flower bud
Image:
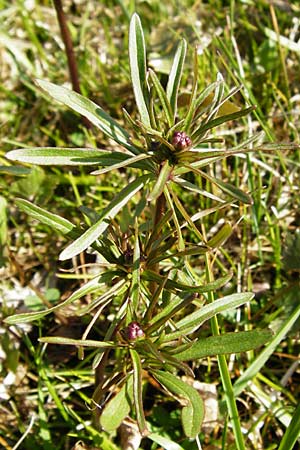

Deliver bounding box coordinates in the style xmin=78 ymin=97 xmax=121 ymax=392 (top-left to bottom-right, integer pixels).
xmin=126 ymin=321 xmax=145 ymax=341
xmin=172 ymin=131 xmax=192 ymax=150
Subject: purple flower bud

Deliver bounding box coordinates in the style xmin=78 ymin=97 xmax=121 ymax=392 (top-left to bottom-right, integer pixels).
xmin=126 ymin=321 xmax=145 ymax=341
xmin=172 ymin=131 xmax=192 ymax=151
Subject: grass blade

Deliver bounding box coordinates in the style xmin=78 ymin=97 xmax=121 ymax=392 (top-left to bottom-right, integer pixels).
xmin=233 ymin=302 xmax=300 ymax=396
xmin=278 ymin=403 xmax=300 ymax=450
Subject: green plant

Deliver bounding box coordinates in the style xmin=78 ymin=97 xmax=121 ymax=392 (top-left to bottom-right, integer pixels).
xmin=4 ymin=12 xmax=287 ymax=448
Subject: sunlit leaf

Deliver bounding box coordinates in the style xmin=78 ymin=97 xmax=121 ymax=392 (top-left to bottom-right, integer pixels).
xmin=193 ymin=106 xmax=255 ymax=140
xmin=129 ymin=13 xmax=151 ymax=127
xmin=147 ymin=161 xmax=172 ymax=202
xmin=100 ymin=374 xmax=134 ymax=432
xmin=152 ymin=370 xmax=204 ymax=438
xmin=165 ymin=292 xmax=254 ymax=340
xmin=15 ymin=198 xmax=75 ymax=235
xmin=59 ymin=174 xmax=150 ymax=260
xmin=175 ymin=329 xmax=273 ymax=361
xmin=35 ymin=79 xmax=137 ymax=154
xmin=166 ymin=39 xmax=187 ymax=118
xmin=39 ymin=336 xmax=119 ymax=348
xmin=4 ymin=275 xmax=106 ymax=324
xmin=149 ymin=69 xmax=173 ymax=127
xmin=130 ymin=349 xmax=148 ymax=436
xmin=6 ymin=147 xmax=110 ymax=165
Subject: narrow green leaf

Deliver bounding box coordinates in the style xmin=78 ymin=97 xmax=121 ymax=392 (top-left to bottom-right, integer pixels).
xmin=166 ymin=39 xmax=187 ymax=118
xmin=90 ymin=153 xmax=152 ymax=175
xmin=59 ymin=175 xmax=150 ymax=260
xmin=15 ymin=198 xmax=75 ymax=235
xmin=131 ymin=221 xmax=141 ymax=311
xmin=129 ymin=13 xmax=151 ymax=127
xmin=152 ymin=370 xmax=204 ymax=438
xmin=148 ymin=244 xmax=209 ymax=266
xmin=149 ymin=69 xmax=173 ymax=127
xmin=4 ymin=275 xmax=105 ymax=324
xmin=35 ymin=79 xmax=136 ymax=153
xmin=174 ymin=176 xmax=225 ymax=203
xmin=142 ymin=270 xmax=232 ymax=296
xmin=100 ymin=374 xmax=134 ymax=432
xmin=193 ymin=106 xmax=255 ymax=140
xmin=38 ymin=336 xmax=119 ymax=348
xmin=183 ymin=47 xmax=199 ymax=133
xmin=130 ymin=349 xmax=148 ymax=436
xmin=0 ymin=165 xmax=31 ymax=175
xmin=147 ymin=161 xmax=172 ymax=202
xmin=147 ymin=273 xmax=233 ymax=335
xmin=187 ymin=165 xmax=252 ymax=204
xmin=165 ymin=292 xmax=254 ymax=340
xmin=6 ymin=147 xmax=111 ymax=165
xmin=175 ymin=329 xmax=273 ymax=361
xmin=164 ymin=186 xmax=185 ymax=251
xmin=207 ymin=222 xmax=232 ymax=248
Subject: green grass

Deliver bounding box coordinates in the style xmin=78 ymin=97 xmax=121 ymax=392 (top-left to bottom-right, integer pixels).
xmin=1 ymin=1 xmax=299 ymax=449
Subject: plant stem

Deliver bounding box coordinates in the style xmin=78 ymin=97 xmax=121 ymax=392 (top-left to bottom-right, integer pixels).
xmin=205 ymin=252 xmax=246 ymax=450
xmin=53 ymin=0 xmax=91 ymax=128
xmin=148 ymin=193 xmax=166 ymax=296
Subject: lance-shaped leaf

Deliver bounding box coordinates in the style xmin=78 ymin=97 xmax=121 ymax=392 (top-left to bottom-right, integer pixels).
xmin=14 ymin=198 xmax=76 ymax=235
xmin=142 ymin=270 xmax=232 ymax=295
xmin=59 ymin=174 xmax=150 ymax=260
xmin=129 ymin=13 xmax=151 ymax=127
xmin=187 ymin=164 xmax=252 ymax=204
xmin=207 ymin=222 xmax=232 ymax=248
xmin=147 ymin=273 xmax=232 ymax=335
xmin=130 ymin=221 xmax=141 ymax=312
xmin=174 ymin=329 xmax=273 ymax=361
xmin=164 ymin=292 xmax=254 ymax=341
xmin=100 ymin=374 xmax=134 ymax=432
xmin=4 ymin=274 xmax=107 ymax=324
xmin=152 ymin=370 xmax=204 ymax=438
xmin=130 ymin=349 xmax=148 ymax=436
xmin=90 ymin=152 xmax=152 ymax=174
xmin=38 ymin=336 xmax=120 ymax=348
xmin=147 ymin=161 xmax=172 ymax=202
xmin=35 ymin=79 xmax=137 ymax=154
xmin=0 ymin=165 xmax=31 ymax=175
xmin=192 ymin=106 xmax=255 ymax=141
xmin=166 ymin=39 xmax=187 ymax=118
xmin=149 ymin=69 xmax=173 ymax=128
xmin=6 ymin=148 xmax=112 ymax=165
